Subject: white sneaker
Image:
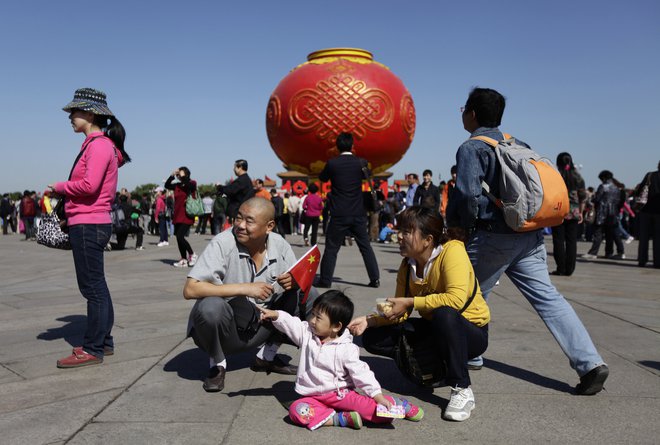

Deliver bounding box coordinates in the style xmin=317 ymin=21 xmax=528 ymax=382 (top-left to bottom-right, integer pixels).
xmin=581 ymin=253 xmax=597 ymax=259
xmin=625 ymin=236 xmax=634 ymax=244
xmin=443 ymin=386 xmax=475 ymax=421
xmin=157 ymin=241 xmax=169 ymax=247
xmin=173 ymin=259 xmax=189 ymax=268
xmin=611 ymin=253 xmax=626 ymax=260
xmin=135 ymin=246 xmax=145 ymax=251
xmin=188 ymin=253 xmax=198 ymax=267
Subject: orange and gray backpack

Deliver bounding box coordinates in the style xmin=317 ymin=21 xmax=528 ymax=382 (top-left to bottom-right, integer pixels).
xmin=471 ymin=133 xmax=569 ymax=232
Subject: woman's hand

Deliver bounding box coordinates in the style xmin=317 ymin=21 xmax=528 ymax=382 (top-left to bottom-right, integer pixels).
xmin=172 ymin=169 xmax=180 ymax=177
xmin=257 ymin=305 xmax=279 ymax=321
xmin=373 ymin=393 xmax=392 ymax=410
xmin=385 ymin=297 xmax=413 ymax=320
xmin=348 ymin=316 xmax=369 ymax=336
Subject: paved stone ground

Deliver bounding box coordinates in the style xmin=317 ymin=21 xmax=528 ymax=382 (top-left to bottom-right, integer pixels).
xmin=0 ymin=230 xmax=658 ymax=444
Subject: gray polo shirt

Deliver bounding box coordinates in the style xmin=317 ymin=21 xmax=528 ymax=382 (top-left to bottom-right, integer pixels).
xmin=190 ymin=226 xmax=296 ymax=291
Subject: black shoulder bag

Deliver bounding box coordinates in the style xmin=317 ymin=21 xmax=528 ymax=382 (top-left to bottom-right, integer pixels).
xmin=393 ymin=265 xmax=478 ymax=387
xmin=361 ymin=162 xmax=379 ymax=212
xmin=228 ymin=297 xmax=261 ymax=341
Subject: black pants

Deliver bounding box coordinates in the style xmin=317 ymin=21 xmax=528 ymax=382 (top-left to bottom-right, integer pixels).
xmin=589 ymin=223 xmax=623 ymax=256
xmin=638 ymin=212 xmax=660 ymax=267
xmin=196 ymin=213 xmax=211 ymax=234
xmin=113 ymin=226 xmax=144 ymax=250
xmin=552 ymin=219 xmax=579 ymax=275
xmin=174 ymin=223 xmax=193 ymax=259
xmin=2 ymin=216 xmax=16 ymax=234
xmin=319 ymin=215 xmax=379 ymax=284
xmin=362 ymin=307 xmax=488 ymax=388
xmin=303 ymin=216 xmax=320 ymax=246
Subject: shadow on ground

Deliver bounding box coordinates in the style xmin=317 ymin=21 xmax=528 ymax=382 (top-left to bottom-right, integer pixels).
xmin=36 ymin=315 xmax=86 ymax=347
xmin=484 ymin=358 xmax=574 ymax=393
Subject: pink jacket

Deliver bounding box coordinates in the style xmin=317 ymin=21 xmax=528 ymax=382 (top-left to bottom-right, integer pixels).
xmin=272 ymin=311 xmax=382 ymax=398
xmin=54 ymin=132 xmax=124 ymax=226
xmin=155 ymin=195 xmax=166 ymax=222
xmin=303 ymin=193 xmax=323 ymax=218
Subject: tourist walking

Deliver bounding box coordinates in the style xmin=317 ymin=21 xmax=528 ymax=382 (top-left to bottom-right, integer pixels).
xmin=583 ymin=170 xmax=625 ymax=259
xmin=635 ymin=161 xmax=660 ymax=268
xmin=551 ymin=152 xmax=586 ymax=276
xmin=154 ymin=188 xmax=169 ymax=246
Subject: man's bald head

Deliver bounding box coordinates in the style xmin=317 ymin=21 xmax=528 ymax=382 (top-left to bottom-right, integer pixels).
xmin=240 ymin=197 xmax=275 ymax=223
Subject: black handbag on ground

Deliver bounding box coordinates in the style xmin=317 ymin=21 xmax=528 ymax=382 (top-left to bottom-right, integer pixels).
xmin=228 ymin=297 xmax=261 ymax=341
xmin=393 ymin=266 xmax=478 ymax=387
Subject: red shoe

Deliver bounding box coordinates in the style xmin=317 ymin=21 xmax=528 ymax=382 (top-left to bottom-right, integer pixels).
xmin=57 ymin=347 xmax=103 ymax=368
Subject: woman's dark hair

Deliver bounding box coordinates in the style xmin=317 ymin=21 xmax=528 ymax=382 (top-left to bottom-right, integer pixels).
xmin=556 ymin=152 xmax=582 ymax=191
xmin=598 ymin=170 xmax=613 ymax=182
xmin=179 ymin=166 xmax=191 ymax=178
xmin=312 ymin=290 xmax=354 ymax=336
xmin=93 ymin=115 xmax=130 ymax=163
xmin=464 ymin=87 xmax=506 ymax=128
xmin=308 ymin=183 xmax=319 ymax=193
xmin=396 ymin=206 xmax=447 ymax=247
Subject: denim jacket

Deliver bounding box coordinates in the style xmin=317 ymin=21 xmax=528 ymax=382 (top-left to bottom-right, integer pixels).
xmin=446 ymin=127 xmax=531 ymax=234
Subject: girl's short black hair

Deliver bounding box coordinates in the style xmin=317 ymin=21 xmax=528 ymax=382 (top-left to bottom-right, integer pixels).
xmin=312 ymin=290 xmax=354 ymax=335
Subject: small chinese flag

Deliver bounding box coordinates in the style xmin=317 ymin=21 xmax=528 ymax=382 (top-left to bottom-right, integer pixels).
xmin=288 ymin=245 xmax=321 ymax=304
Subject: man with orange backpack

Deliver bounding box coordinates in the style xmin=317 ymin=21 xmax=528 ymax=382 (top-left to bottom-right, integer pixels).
xmin=446 ymin=87 xmax=608 ymax=396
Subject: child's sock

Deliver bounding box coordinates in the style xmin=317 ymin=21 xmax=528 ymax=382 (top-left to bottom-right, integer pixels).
xmin=333 ymin=411 xmax=362 ymax=429
xmin=209 ymin=358 xmax=227 ymax=369
xmin=392 ymin=397 xmax=424 ymax=421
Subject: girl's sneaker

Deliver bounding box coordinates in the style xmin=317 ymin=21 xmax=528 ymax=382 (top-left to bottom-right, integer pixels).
xmin=173 ymin=259 xmax=189 ymax=268
xmin=188 ymin=253 xmax=198 ymax=267
xmin=335 ymin=411 xmax=362 ymax=429
xmin=395 ymin=397 xmax=424 ymax=421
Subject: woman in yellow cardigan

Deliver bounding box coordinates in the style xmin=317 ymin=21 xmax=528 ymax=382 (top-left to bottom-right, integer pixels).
xmin=348 ymin=206 xmax=489 ymax=422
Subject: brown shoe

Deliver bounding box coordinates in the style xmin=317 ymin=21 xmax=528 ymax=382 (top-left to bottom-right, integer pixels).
xmin=251 ymin=356 xmax=297 ymax=375
xmin=203 ymin=366 xmax=225 ymax=392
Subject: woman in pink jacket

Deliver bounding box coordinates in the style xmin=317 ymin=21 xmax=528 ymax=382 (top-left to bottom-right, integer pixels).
xmin=50 ymin=88 xmax=130 ymax=368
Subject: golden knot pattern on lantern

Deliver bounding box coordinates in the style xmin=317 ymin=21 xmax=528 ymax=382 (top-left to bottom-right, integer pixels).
xmin=266 ymin=95 xmax=281 ymax=139
xmin=400 ymin=94 xmax=416 ymax=142
xmin=288 ymin=74 xmax=394 ymax=141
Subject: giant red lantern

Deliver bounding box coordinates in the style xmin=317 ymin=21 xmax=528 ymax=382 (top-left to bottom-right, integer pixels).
xmin=266 ymin=48 xmax=416 ymax=176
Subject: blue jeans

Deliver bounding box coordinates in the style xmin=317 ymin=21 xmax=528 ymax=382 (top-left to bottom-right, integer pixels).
xmin=158 ymin=218 xmax=169 ymax=242
xmin=69 ymin=224 xmax=113 ymax=358
xmin=466 ymin=230 xmax=604 ymax=376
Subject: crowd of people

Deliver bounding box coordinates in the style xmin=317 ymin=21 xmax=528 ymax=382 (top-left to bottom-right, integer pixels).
xmin=3 ymin=86 xmax=660 ymax=432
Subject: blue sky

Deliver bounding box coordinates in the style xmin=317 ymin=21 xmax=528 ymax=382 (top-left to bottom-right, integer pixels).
xmin=1 ymin=0 xmax=658 ymax=193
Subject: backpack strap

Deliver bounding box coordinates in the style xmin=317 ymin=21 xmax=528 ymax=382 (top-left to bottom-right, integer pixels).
xmin=468 ymin=133 xmax=513 ymax=209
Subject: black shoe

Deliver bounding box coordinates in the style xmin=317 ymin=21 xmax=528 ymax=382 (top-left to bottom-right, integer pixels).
xmin=251 ymin=356 xmax=297 ymax=375
xmin=575 ymin=364 xmax=609 ymax=395
xmin=315 ymin=280 xmax=331 ymax=288
xmin=203 ymin=366 xmax=225 ymax=392
xmin=550 ymin=271 xmax=563 ymax=276
xmin=367 ymin=280 xmax=380 ymax=288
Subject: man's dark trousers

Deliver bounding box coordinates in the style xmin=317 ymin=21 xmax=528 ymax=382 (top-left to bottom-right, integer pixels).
xmin=319 ymin=215 xmax=379 ymax=284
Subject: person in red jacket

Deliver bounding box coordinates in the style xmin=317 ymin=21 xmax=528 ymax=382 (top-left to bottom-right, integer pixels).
xmin=165 ymin=166 xmax=198 ymax=267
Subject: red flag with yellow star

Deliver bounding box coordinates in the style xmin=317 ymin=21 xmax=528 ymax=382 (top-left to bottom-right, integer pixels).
xmin=287 ymin=244 xmax=321 ymax=304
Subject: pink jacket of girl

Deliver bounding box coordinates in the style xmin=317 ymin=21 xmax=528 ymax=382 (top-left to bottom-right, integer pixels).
xmin=272 ymin=311 xmax=382 ymax=398
xmin=54 ymin=132 xmax=124 ymax=226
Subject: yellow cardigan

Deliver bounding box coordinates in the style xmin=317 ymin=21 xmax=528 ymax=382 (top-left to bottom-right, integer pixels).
xmin=372 ymin=239 xmax=490 ymax=327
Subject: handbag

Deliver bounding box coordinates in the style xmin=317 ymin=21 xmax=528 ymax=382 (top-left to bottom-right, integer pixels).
xmin=228 ymin=297 xmax=261 ymax=341
xmin=37 ymin=199 xmax=72 ymax=250
xmin=393 ymin=266 xmax=478 ymax=387
xmin=185 ymin=192 xmax=205 ymax=217
xmin=37 ymin=136 xmax=100 ymax=250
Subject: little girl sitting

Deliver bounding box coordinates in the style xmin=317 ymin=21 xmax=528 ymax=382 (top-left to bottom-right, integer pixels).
xmin=258 ymin=290 xmax=423 ymax=430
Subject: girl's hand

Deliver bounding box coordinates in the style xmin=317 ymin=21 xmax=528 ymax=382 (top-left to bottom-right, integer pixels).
xmin=347 ymin=316 xmax=369 ymax=336
xmin=256 ymin=305 xmax=279 ymax=321
xmin=373 ymin=393 xmax=392 ymax=410
xmin=385 ymin=297 xmax=413 ymax=320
